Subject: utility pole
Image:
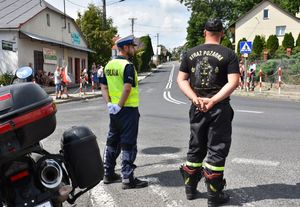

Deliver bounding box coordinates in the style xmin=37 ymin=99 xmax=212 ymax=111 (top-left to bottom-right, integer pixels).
xmin=154 ymin=33 xmax=159 ymax=55
xmin=102 ymin=0 xmax=107 ymax=29
xmin=128 ymin=18 xmax=137 ymax=35
xmin=63 ymin=0 xmax=66 ymax=28
xmin=154 ymin=33 xmax=160 ymax=64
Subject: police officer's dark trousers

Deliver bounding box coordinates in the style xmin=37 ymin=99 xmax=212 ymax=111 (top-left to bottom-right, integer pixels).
xmin=103 ymin=107 xmax=140 ymax=180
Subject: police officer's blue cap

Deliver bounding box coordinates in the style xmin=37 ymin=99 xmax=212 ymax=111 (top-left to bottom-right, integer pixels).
xmin=116 ymin=35 xmax=137 ymax=47
xmin=205 ymin=19 xmax=223 ymax=32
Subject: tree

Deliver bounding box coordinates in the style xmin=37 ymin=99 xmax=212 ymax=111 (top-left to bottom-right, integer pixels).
xmin=282 ymin=32 xmax=295 ymax=49
xmin=180 ymin=0 xmax=235 ymax=48
xmin=221 ymin=36 xmax=233 ymax=49
xmin=136 ymin=35 xmax=154 ymax=72
xmin=266 ymin=35 xmax=279 ymax=56
xmin=296 ymin=33 xmax=300 ymax=47
xmin=253 ymin=35 xmax=264 ymax=57
xmin=273 ymin=0 xmax=300 ymax=15
xmin=76 ymin=4 xmax=117 ymax=69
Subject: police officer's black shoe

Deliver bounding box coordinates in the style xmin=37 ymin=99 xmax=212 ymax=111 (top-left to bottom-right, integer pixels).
xmin=179 ymin=164 xmax=202 ymax=200
xmin=122 ymin=177 xmax=148 ymax=190
xmin=103 ymin=173 xmax=121 ymax=184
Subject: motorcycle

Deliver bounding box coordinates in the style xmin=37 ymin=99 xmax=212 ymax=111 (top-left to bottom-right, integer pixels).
xmin=0 ymin=67 xmax=104 ymax=207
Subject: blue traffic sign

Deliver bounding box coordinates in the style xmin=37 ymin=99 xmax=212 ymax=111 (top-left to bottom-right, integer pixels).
xmin=240 ymin=41 xmax=252 ymax=54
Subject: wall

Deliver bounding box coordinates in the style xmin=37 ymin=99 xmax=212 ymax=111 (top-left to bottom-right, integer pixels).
xmin=18 ymin=37 xmax=87 ymax=82
xmin=21 ymin=9 xmax=88 ymax=48
xmin=0 ymin=31 xmax=18 ymax=74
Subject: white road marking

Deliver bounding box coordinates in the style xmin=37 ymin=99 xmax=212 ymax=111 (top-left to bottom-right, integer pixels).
xmin=163 ymin=64 xmax=186 ymax=105
xmin=236 ymin=110 xmax=264 ymax=114
xmin=232 ymin=158 xmax=280 ymax=167
xmin=163 ymin=91 xmax=180 ymax=104
xmin=146 ymin=177 xmax=183 ymax=207
xmin=58 ymin=105 xmax=100 ymax=113
xmin=90 ymin=182 xmax=117 ymax=207
xmin=139 ymin=153 xmax=181 ymax=159
xmin=164 ymin=91 xmax=187 ymax=105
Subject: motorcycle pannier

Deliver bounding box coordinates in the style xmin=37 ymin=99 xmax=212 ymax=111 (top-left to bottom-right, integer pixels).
xmin=0 ymin=83 xmax=56 ymax=161
xmin=61 ymin=126 xmax=104 ymax=189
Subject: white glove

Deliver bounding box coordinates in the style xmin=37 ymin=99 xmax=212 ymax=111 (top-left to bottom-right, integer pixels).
xmin=107 ymin=103 xmax=121 ymax=114
xmin=110 ymin=104 xmax=121 ymax=115
xmin=107 ymin=102 xmax=114 ymax=114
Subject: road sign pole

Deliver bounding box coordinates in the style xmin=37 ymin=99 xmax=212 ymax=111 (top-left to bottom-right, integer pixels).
xmin=243 ymin=53 xmax=248 ymax=91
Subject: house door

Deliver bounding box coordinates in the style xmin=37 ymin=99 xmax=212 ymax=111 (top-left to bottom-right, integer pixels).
xmin=75 ymin=58 xmax=80 ymax=83
xmin=33 ymin=50 xmax=44 ymax=74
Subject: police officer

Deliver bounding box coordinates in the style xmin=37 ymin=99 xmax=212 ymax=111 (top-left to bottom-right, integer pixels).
xmin=100 ymin=35 xmax=148 ymax=189
xmin=177 ymin=19 xmax=240 ymax=206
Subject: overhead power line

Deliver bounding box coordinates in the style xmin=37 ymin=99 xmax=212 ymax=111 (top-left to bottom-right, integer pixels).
xmin=65 ymin=0 xmax=86 ymax=8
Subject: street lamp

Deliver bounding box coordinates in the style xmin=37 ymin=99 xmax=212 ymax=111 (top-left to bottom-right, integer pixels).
xmin=102 ymin=0 xmax=125 ymax=29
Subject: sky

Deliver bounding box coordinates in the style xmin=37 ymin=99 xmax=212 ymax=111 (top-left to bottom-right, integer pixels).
xmin=45 ymin=0 xmax=191 ymax=52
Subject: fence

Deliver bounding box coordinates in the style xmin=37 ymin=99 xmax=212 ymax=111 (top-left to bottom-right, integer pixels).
xmin=251 ymin=57 xmax=300 ymax=90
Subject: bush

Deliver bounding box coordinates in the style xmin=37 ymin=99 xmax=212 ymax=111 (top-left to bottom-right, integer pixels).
xmin=253 ymin=35 xmax=264 ymax=57
xmin=293 ymin=46 xmax=300 ymax=54
xmin=296 ymin=33 xmax=300 ymax=47
xmin=282 ymin=32 xmax=294 ymax=49
xmin=260 ymin=60 xmax=278 ymax=83
xmin=133 ymin=35 xmax=154 ymax=73
xmin=149 ymin=62 xmax=157 ymax=69
xmin=274 ymin=46 xmax=288 ymax=59
xmin=0 ymin=72 xmax=13 ymax=86
xmin=266 ymin=35 xmax=279 ymax=57
xmin=221 ymin=36 xmax=233 ymax=49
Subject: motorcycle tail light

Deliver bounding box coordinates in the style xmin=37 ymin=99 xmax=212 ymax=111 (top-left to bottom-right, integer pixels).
xmin=10 ymin=170 xmax=29 ymax=182
xmin=0 ymin=103 xmax=56 ymax=135
xmin=0 ymin=93 xmax=12 ymax=101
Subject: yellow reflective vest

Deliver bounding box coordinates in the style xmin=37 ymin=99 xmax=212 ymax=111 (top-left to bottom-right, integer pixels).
xmin=104 ymin=59 xmax=139 ymax=107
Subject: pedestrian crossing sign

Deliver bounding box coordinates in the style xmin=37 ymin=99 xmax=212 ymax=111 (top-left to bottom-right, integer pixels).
xmin=240 ymin=41 xmax=252 ymax=54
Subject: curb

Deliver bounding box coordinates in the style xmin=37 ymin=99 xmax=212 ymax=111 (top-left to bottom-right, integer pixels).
xmin=52 ymin=70 xmax=154 ymax=104
xmin=233 ymin=90 xmax=300 ymax=102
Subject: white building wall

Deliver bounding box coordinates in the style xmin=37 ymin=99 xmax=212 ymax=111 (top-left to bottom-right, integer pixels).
xmin=0 ymin=31 xmax=19 ymax=74
xmin=18 ymin=37 xmax=87 ymax=81
xmin=21 ymin=9 xmax=87 ymax=48
xmin=235 ymin=1 xmax=300 ymax=51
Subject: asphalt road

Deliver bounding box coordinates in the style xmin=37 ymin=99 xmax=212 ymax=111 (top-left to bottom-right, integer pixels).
xmin=42 ymin=61 xmax=300 ymax=207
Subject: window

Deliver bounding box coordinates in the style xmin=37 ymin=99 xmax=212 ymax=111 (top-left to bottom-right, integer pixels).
xmin=46 ymin=14 xmax=50 ymax=26
xmin=68 ymin=57 xmax=73 ymax=74
xmin=81 ymin=59 xmax=86 ymax=69
xmin=68 ymin=23 xmax=71 ymax=33
xmin=276 ymin=26 xmax=286 ymax=36
xmin=263 ymin=9 xmax=269 ymax=19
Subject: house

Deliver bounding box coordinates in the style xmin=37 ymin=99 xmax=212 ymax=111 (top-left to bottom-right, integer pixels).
xmin=230 ymin=0 xmax=300 ymax=52
xmin=0 ymin=0 xmax=93 ymax=84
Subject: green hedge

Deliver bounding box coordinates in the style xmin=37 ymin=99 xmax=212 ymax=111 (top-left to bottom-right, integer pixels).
xmin=0 ymin=72 xmax=14 ymax=86
xmin=133 ymin=35 xmax=154 ymax=73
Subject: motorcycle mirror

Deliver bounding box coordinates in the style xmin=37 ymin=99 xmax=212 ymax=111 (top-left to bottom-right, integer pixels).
xmin=16 ymin=66 xmax=33 ymax=79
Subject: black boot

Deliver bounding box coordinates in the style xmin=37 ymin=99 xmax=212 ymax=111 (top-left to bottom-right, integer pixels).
xmin=204 ymin=169 xmax=229 ymax=207
xmin=179 ymin=164 xmax=202 ymax=200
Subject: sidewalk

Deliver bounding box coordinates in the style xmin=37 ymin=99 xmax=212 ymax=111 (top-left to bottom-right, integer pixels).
xmin=233 ymin=83 xmax=300 ymax=102
xmin=44 ymin=68 xmax=300 ymax=104
xmin=45 ymin=70 xmax=154 ymax=104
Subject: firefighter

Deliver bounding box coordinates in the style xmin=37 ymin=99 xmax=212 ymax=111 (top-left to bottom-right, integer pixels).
xmin=177 ymin=19 xmax=240 ymax=206
xmin=100 ymin=35 xmax=148 ymax=189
